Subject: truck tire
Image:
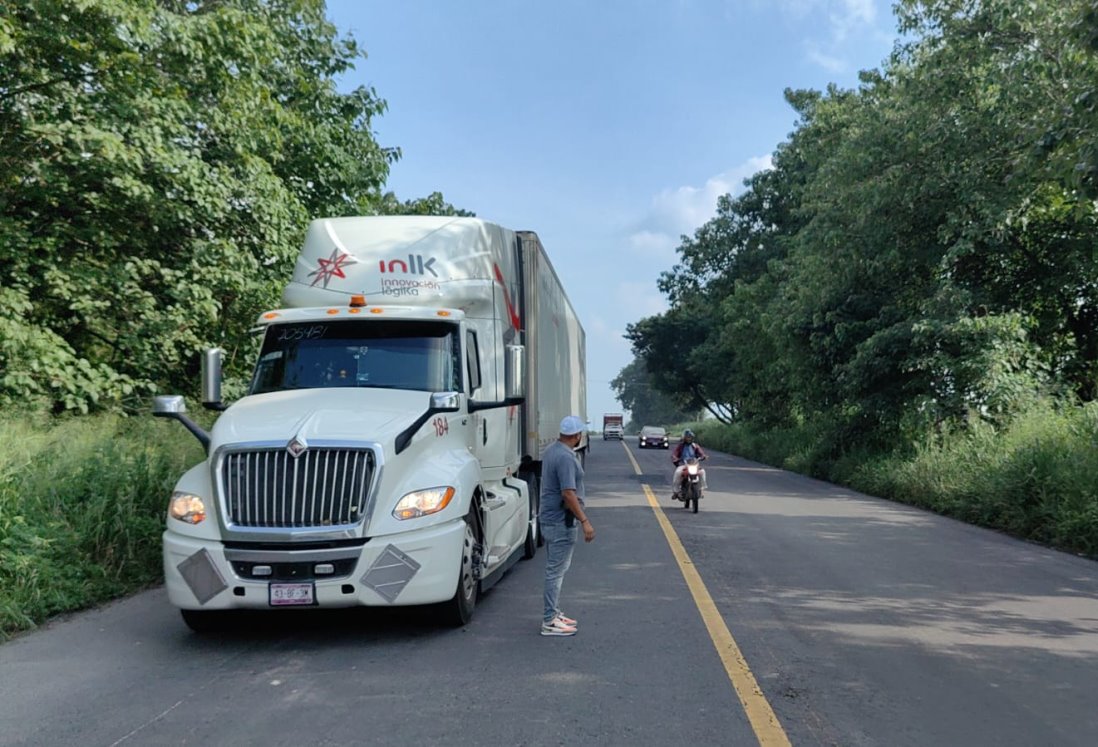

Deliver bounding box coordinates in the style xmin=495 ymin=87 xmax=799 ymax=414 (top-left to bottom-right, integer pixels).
xmin=180 ymin=609 xmax=229 ymax=633
xmin=520 ymin=471 xmax=544 ymax=549
xmin=522 ymin=485 xmax=539 ymax=560
xmin=439 ymin=510 xmax=478 ymax=626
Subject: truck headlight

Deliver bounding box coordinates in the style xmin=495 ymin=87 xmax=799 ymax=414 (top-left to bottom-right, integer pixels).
xmin=169 ymin=491 xmax=207 ymax=524
xmin=393 ymin=487 xmax=456 ymax=520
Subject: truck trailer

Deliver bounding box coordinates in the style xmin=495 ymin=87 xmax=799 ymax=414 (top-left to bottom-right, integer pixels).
xmin=154 ymin=216 xmax=587 ymax=630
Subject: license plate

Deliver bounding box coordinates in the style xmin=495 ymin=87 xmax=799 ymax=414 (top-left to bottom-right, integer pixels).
xmin=269 ymin=582 xmax=315 ymax=607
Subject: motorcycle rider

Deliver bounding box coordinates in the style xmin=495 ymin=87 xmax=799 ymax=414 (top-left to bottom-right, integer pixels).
xmin=671 ymin=429 xmax=708 ymax=501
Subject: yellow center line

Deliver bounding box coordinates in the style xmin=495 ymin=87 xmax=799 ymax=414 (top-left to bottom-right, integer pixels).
xmin=641 ymin=482 xmax=792 ymax=747
xmin=620 ymin=439 xmax=643 ymax=475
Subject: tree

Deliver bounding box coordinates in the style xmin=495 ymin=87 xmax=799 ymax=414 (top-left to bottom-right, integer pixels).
xmin=0 ymin=0 xmax=396 ymax=412
xmin=610 ymin=358 xmax=701 ymax=429
xmin=641 ymin=0 xmax=1098 ymax=454
xmin=376 ymin=191 xmax=474 ymax=217
xmin=625 ymin=308 xmax=734 ymax=424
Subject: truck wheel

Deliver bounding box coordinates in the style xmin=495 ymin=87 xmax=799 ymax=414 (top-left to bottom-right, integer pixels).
xmin=523 ymin=490 xmax=539 ymax=560
xmin=440 ymin=511 xmax=478 ymax=626
xmin=180 ymin=609 xmax=228 ymax=633
xmin=520 ymin=471 xmax=544 ymax=548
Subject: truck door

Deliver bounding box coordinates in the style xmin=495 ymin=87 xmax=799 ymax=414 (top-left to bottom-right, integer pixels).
xmin=468 ymin=322 xmax=523 ymax=561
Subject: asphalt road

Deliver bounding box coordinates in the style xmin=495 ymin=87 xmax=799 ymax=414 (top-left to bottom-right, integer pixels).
xmin=2 ymin=440 xmax=1097 ymax=746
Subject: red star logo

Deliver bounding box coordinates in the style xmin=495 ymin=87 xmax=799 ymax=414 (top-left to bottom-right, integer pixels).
xmin=308 ymin=249 xmax=358 ymax=287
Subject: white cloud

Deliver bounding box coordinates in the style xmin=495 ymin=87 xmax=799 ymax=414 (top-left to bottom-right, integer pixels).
xmin=762 ymin=0 xmax=885 ymax=72
xmin=806 ymin=44 xmax=847 ymax=73
xmin=761 ymin=0 xmax=814 ymax=19
xmin=586 ymin=314 xmax=635 ymax=380
xmin=768 ymin=0 xmax=876 ymax=31
xmin=615 ymin=281 xmax=668 ymax=319
xmin=838 ymin=0 xmax=877 ymax=26
xmin=628 ymin=154 xmax=772 ymax=252
xmin=826 ymin=0 xmax=876 ymax=46
xmin=628 ymin=230 xmax=678 ymax=263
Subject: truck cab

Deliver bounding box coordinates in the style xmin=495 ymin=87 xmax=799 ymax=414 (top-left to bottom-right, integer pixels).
xmin=602 ymin=413 xmax=625 ymax=440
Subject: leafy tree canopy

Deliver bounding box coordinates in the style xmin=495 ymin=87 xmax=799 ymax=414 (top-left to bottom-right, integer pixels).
xmin=0 ymin=0 xmax=465 ymax=413
xmin=628 ymin=0 xmax=1098 ymax=450
xmin=610 ymin=358 xmax=702 ymax=431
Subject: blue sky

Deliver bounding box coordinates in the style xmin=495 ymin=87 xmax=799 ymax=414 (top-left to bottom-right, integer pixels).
xmin=326 ymin=0 xmax=899 ymax=424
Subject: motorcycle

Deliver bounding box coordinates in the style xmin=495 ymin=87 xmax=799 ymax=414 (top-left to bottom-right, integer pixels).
xmin=679 ymin=456 xmax=705 ymax=513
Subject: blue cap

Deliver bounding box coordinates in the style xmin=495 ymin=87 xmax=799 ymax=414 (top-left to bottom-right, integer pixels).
xmin=560 ymin=415 xmax=586 ymax=436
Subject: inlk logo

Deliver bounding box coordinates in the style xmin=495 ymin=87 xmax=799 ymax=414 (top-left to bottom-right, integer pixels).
xmin=379 ymin=254 xmax=438 ymax=277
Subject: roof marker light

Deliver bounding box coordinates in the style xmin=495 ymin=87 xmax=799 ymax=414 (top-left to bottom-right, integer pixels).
xmin=348 ymin=308 xmax=362 ymax=314
xmin=263 ymin=312 xmax=280 ymax=320
xmin=370 ymin=308 xmax=383 ymax=314
xmin=327 ymin=309 xmax=339 ymax=315
xmin=437 ymin=310 xmax=451 ymax=317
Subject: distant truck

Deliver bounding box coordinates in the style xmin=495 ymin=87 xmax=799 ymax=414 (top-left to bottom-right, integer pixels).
xmin=154 ymin=216 xmax=587 ymax=630
xmin=603 ymin=413 xmax=624 ymax=440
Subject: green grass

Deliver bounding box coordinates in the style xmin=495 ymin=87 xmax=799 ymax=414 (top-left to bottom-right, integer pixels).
xmin=678 ymin=402 xmax=1098 ymax=558
xmin=0 ymin=412 xmax=204 ymax=640
xmin=850 ymin=404 xmax=1098 ymax=556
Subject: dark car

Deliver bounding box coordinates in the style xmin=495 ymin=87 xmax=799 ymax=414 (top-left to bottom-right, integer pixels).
xmin=638 ymin=426 xmax=669 ymax=449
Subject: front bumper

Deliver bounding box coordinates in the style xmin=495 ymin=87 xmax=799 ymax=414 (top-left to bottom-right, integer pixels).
xmin=163 ymin=519 xmax=465 ymax=611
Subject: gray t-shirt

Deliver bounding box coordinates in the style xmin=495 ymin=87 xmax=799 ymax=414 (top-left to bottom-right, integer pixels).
xmin=539 ymin=440 xmax=585 ymax=525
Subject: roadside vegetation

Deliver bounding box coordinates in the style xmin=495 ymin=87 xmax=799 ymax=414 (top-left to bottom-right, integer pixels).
xmin=0 ymin=413 xmax=205 ymax=639
xmin=681 ymin=401 xmax=1098 ymax=558
xmin=623 ymin=0 xmax=1098 ymax=558
xmin=0 ymin=0 xmax=467 ymax=639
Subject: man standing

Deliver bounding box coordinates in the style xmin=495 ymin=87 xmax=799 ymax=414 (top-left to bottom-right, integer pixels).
xmin=539 ymin=415 xmax=596 ymax=636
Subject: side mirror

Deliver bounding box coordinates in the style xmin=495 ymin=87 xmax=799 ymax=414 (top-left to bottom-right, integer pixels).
xmin=153 ymin=394 xmax=187 ymax=416
xmin=201 ymin=347 xmax=227 ymax=411
xmin=505 ymin=344 xmax=525 ymax=399
xmin=395 ymin=392 xmax=463 ymax=454
xmin=430 ymin=391 xmax=461 ymax=412
xmin=152 ymin=395 xmax=210 ymax=451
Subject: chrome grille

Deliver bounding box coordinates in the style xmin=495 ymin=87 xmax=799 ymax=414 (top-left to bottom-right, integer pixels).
xmin=221 ymin=448 xmax=374 ymax=528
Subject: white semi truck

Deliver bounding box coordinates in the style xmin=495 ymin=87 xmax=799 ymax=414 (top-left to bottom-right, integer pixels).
xmin=153 ymin=216 xmax=587 ymax=630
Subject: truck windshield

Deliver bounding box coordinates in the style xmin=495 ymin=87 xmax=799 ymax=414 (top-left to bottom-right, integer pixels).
xmin=250 ymin=320 xmax=460 ymax=395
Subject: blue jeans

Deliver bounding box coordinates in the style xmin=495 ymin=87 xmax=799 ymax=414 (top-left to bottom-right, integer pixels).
xmin=542 ymin=520 xmax=577 ymax=624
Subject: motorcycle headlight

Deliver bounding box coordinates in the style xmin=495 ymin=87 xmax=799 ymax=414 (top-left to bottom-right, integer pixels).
xmin=686 ymin=465 xmax=699 ymax=475
xmin=169 ymin=491 xmax=207 ymax=524
xmin=393 ymin=486 xmax=456 ymax=520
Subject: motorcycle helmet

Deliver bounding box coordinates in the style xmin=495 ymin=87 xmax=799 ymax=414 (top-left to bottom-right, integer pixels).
xmin=683 ymin=429 xmax=695 ymax=441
